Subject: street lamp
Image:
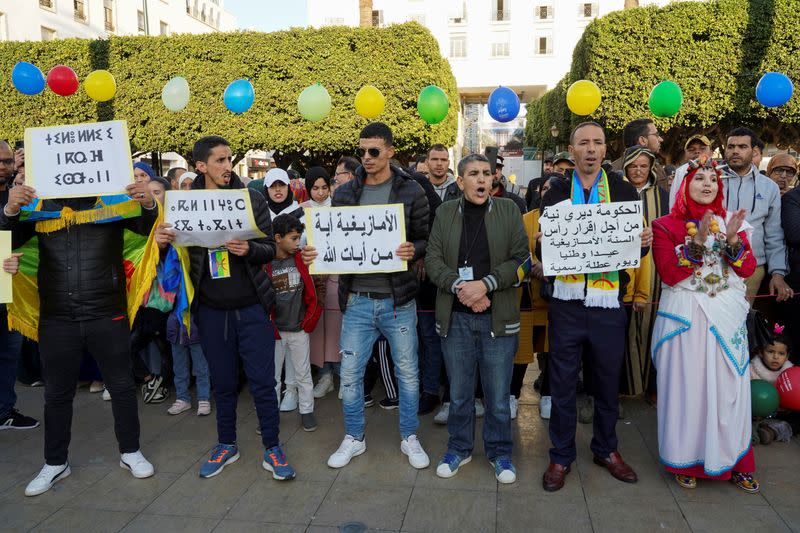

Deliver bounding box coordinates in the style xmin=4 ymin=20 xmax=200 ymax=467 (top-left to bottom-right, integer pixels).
xmin=541 ymin=123 xmax=560 ymax=176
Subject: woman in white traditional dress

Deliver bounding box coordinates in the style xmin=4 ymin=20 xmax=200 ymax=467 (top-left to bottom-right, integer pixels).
xmin=651 ymin=157 xmax=759 ymax=493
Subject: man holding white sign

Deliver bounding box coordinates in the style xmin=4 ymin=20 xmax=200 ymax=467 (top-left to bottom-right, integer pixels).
xmin=155 ymin=135 xmax=295 ymax=481
xmin=539 ymin=122 xmax=652 ymax=493
xmin=302 ymin=122 xmax=431 ymax=470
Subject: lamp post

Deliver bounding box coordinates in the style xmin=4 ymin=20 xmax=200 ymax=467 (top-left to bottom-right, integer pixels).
xmin=542 ymin=123 xmax=559 ymax=176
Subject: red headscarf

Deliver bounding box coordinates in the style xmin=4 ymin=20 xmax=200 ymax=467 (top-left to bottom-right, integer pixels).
xmin=671 ymin=157 xmax=726 ymax=221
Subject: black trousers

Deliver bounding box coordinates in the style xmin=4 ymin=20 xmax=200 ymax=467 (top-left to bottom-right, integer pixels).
xmin=39 ymin=316 xmax=140 ymax=465
xmin=547 ymin=299 xmax=626 ymax=466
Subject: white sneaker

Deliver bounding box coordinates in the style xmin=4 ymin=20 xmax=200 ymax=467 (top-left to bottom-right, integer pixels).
xmin=338 ymin=386 xmax=343 ymax=400
xmin=434 ymin=402 xmax=450 ymax=425
xmin=401 ymin=435 xmax=430 ymax=469
xmin=25 ymin=464 xmax=70 ymax=496
xmin=120 ymin=450 xmax=155 ymax=479
xmin=540 ymin=396 xmax=552 ymax=420
xmin=313 ymin=373 xmax=334 ymax=399
xmin=475 ymin=399 xmax=485 ymax=418
xmin=510 ymin=396 xmax=518 ymax=420
xmin=167 ymin=399 xmax=191 ymax=415
xmin=280 ymin=389 xmax=298 ymax=412
xmin=102 ymin=387 xmax=111 ymax=401
xmin=197 ymin=400 xmax=211 ymax=416
xmin=327 ymin=435 xmax=366 ymax=468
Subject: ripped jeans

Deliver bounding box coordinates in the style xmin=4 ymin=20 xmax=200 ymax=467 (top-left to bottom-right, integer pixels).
xmin=339 ymin=293 xmax=420 ymax=440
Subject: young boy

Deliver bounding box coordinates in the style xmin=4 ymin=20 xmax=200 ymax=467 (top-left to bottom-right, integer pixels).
xmin=268 ymin=214 xmax=322 ymax=431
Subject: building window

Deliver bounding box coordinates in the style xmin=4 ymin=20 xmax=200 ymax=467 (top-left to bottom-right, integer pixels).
xmin=372 ymin=10 xmax=384 ymax=27
xmin=448 ymin=0 xmax=467 ymax=24
xmin=160 ymin=21 xmax=169 ymax=35
xmin=535 ymin=35 xmax=553 ymax=55
xmin=39 ymin=0 xmax=55 ymax=11
xmin=491 ymin=0 xmax=510 ymax=22
xmin=323 ymin=17 xmax=345 ymax=25
xmin=74 ymin=0 xmax=87 ymax=23
xmin=449 ymin=34 xmax=466 ymax=58
xmin=536 ymin=5 xmax=554 ymax=20
xmin=137 ymin=10 xmax=146 ymax=32
xmin=0 ymin=12 xmax=7 ymax=41
xmin=409 ymin=13 xmax=426 ymax=25
xmin=201 ymin=6 xmax=206 ymax=22
xmin=490 ymin=33 xmax=510 ymax=57
xmin=186 ymin=0 xmax=190 ymax=14
xmin=103 ymin=0 xmax=114 ymax=31
xmin=580 ymin=2 xmax=599 ymax=18
xmin=41 ymin=26 xmax=57 ymax=41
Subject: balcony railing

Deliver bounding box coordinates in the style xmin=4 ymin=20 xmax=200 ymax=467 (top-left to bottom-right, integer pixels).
xmin=105 ymin=19 xmax=114 ymax=31
xmin=491 ymin=10 xmax=511 ymax=22
xmin=74 ymin=10 xmax=88 ymax=22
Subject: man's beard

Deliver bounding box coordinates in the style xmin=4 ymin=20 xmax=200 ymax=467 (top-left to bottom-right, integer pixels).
xmin=492 ymin=178 xmax=500 ymax=190
xmin=0 ymin=175 xmax=9 ymax=186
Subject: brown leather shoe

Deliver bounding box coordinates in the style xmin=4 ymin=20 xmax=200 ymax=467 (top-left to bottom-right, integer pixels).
xmin=542 ymin=463 xmax=571 ymax=492
xmin=593 ymin=451 xmax=638 ymax=483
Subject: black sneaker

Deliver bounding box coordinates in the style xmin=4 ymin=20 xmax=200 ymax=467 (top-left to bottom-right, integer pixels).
xmin=142 ymin=376 xmax=165 ymax=404
xmin=379 ymin=397 xmax=399 ymax=410
xmin=301 ymin=412 xmax=318 ymax=432
xmin=364 ymin=394 xmax=375 ymax=408
xmin=418 ymin=392 xmax=440 ymax=415
xmin=149 ymin=386 xmax=169 ymax=404
xmin=0 ymin=409 xmax=40 ymax=430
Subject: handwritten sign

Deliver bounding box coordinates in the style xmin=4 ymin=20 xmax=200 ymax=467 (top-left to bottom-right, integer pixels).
xmin=164 ymin=189 xmax=266 ymax=248
xmin=305 ymin=205 xmax=407 ymax=275
xmin=25 ymin=120 xmax=134 ymax=199
xmin=0 ymin=232 xmax=11 ymax=303
xmin=540 ymin=200 xmax=643 ymax=276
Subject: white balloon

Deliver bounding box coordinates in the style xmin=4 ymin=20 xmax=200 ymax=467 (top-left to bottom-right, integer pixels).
xmin=162 ymin=76 xmax=190 ymax=112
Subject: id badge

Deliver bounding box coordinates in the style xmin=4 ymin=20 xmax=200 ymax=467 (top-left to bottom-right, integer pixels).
xmin=458 ymin=266 xmax=474 ymax=281
xmin=208 ymin=248 xmax=231 ymax=280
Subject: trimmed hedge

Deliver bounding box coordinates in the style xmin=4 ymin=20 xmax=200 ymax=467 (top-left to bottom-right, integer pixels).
xmin=526 ymin=0 xmax=800 ymax=160
xmin=0 ymin=22 xmax=458 ymax=162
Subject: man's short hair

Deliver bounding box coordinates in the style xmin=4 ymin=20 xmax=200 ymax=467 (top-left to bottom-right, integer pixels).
xmin=166 ymin=167 xmax=187 ymax=181
xmin=427 ymin=144 xmax=449 ymax=157
xmin=570 ymin=121 xmax=605 ymax=144
xmin=272 ymin=213 xmax=305 ymax=238
xmin=457 ymin=154 xmax=490 ymax=177
xmin=727 ymin=127 xmax=761 ymax=149
xmin=336 ymin=156 xmax=360 ymax=174
xmin=415 ymin=154 xmax=427 ymax=165
xmin=359 ymin=122 xmax=393 ymax=146
xmin=192 ymin=136 xmax=230 ymax=163
xmin=622 ymin=118 xmax=653 ymax=148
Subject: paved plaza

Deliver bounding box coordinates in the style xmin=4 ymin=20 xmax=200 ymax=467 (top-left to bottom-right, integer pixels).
xmin=2 ymin=369 xmax=799 ymax=533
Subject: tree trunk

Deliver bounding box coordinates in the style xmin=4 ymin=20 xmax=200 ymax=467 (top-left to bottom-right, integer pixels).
xmin=624 ymin=0 xmax=639 ymax=8
xmin=359 ymin=0 xmax=373 ymax=27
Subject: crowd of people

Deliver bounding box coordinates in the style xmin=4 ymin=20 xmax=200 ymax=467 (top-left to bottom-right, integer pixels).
xmin=0 ymin=116 xmax=797 ymax=498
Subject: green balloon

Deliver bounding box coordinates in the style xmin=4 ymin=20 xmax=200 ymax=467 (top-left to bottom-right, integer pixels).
xmin=417 ymin=85 xmax=449 ymax=125
xmin=648 ymin=80 xmax=683 ymax=118
xmin=298 ymin=83 xmax=331 ymax=122
xmin=751 ymin=379 xmax=780 ymax=417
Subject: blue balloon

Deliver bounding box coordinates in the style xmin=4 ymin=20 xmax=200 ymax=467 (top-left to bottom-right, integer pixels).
xmin=756 ymin=72 xmax=794 ymax=108
xmin=223 ymin=79 xmax=255 ymax=113
xmin=487 ymin=86 xmax=520 ymax=123
xmin=12 ymin=61 xmax=46 ymax=96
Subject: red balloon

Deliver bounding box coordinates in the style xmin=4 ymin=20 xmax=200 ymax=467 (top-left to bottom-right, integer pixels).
xmin=776 ymin=366 xmax=800 ymax=411
xmin=46 ymin=65 xmax=79 ymax=96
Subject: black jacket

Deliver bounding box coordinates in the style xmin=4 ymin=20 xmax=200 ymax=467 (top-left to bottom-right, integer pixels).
xmin=443 ymin=181 xmax=528 ymax=214
xmin=332 ymin=164 xmax=429 ymax=310
xmin=0 ymin=196 xmax=158 ymax=321
xmin=188 ymin=172 xmax=277 ymax=314
xmin=782 ymin=187 xmax=800 ymax=289
xmin=538 ymin=169 xmax=647 ymax=300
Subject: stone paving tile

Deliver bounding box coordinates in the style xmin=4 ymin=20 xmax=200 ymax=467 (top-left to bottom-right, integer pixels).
xmin=311 ymin=481 xmax=412 ymax=530
xmin=120 ymin=514 xmax=221 ymax=533
xmin=30 ymin=507 xmax=136 ymax=533
xmin=679 ymin=502 xmax=793 ymax=533
xmin=401 ymin=487 xmax=496 ymax=533
xmin=772 ymin=506 xmax=800 ymax=533
xmin=215 ymin=520 xmax=305 ymax=533
xmin=0 ymin=502 xmax=60 ymax=533
xmin=496 ymin=492 xmax=593 ymax=533
xmin=63 ymin=469 xmax=180 ymax=513
xmin=585 ymin=496 xmax=690 ymax=532
xmin=225 ymin=479 xmax=331 ymax=525
xmin=0 ymin=465 xmax=111 ymax=507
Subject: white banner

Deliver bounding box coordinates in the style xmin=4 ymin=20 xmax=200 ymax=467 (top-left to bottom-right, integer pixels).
xmin=306 ymin=205 xmax=407 ymax=275
xmin=165 ymin=189 xmax=266 ymax=248
xmin=25 ymin=120 xmax=134 ymax=199
xmin=540 ymin=200 xmax=643 ymax=276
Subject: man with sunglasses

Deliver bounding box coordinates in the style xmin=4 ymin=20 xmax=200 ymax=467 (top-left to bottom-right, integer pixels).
xmin=302 ymin=122 xmax=431 ymax=470
xmin=612 ymin=118 xmax=668 ymax=190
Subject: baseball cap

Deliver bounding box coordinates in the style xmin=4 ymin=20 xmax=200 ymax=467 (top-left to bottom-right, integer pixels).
xmin=684 ymin=134 xmax=712 ymax=150
xmin=265 ymin=168 xmax=290 ymax=187
xmin=553 ymin=151 xmax=574 ymax=165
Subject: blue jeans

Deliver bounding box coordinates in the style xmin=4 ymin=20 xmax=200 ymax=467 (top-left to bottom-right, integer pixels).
xmin=418 ymin=312 xmax=443 ymax=396
xmin=339 ymin=294 xmax=419 ymax=440
xmin=0 ymin=307 xmax=23 ymax=419
xmin=171 ymin=342 xmax=210 ymax=402
xmin=442 ymin=312 xmax=517 ymax=460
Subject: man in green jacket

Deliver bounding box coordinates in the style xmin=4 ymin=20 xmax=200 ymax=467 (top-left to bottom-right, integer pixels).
xmin=425 ymin=154 xmax=529 ymax=484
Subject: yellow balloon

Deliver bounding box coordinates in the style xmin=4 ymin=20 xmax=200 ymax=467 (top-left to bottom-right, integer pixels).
xmin=566 ymin=80 xmax=602 ymax=116
xmin=354 ymin=85 xmax=385 ymax=119
xmin=84 ymin=70 xmax=117 ymax=102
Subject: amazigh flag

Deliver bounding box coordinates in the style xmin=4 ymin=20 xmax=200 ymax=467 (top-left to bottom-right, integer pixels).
xmin=517 ymin=252 xmax=533 ymax=284
xmin=7 ymin=197 xmax=162 ymax=341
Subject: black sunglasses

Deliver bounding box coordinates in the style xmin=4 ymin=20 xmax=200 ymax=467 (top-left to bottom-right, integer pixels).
xmin=356 ymin=147 xmax=381 ymax=158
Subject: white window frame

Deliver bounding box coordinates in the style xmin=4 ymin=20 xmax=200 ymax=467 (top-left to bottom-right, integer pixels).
xmin=41 ymin=26 xmax=57 ymax=41
xmin=534 ymin=5 xmax=554 ymax=21
xmin=534 ymin=34 xmax=553 ymax=55
xmin=579 ymin=2 xmax=599 ymax=18
xmin=39 ymin=0 xmax=56 ymax=13
xmin=160 ymin=21 xmax=169 ymax=35
xmin=449 ymin=34 xmax=467 ymax=59
xmin=74 ymin=0 xmax=88 ymax=23
xmin=490 ymin=33 xmax=510 ymax=58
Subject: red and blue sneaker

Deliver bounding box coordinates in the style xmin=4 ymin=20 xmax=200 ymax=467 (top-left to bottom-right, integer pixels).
xmin=262 ymin=445 xmax=296 ymax=481
xmin=199 ymin=443 xmax=239 ymax=478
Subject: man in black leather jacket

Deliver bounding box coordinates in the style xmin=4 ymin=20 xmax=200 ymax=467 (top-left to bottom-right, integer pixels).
xmin=1 ymin=174 xmax=157 ymax=496
xmin=156 ymin=136 xmax=295 ymax=481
